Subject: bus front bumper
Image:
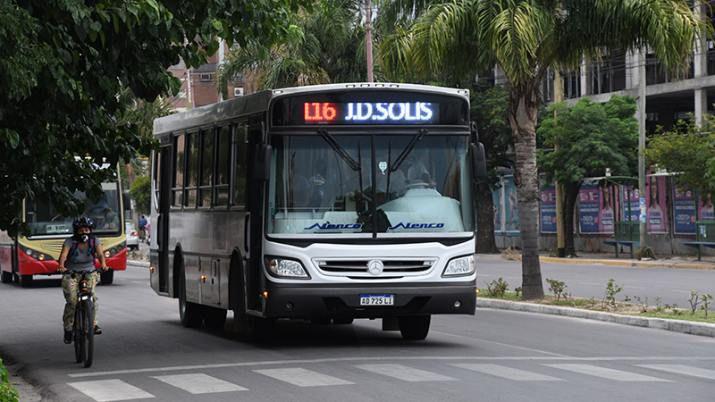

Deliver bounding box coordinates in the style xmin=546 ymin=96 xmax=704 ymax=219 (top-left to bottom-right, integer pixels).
xmin=16 ymin=248 xmax=128 ymax=276
xmin=261 ymin=281 xmax=476 ymax=319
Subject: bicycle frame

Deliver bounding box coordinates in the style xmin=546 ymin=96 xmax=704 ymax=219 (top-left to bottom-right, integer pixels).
xmin=65 ymin=270 xmax=99 ymax=368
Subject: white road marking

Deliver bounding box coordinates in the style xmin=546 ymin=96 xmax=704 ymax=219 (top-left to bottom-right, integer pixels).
xmin=545 ymin=364 xmax=669 ymax=382
xmin=638 ymin=364 xmax=715 ymax=380
xmin=356 ymin=364 xmax=455 ymax=382
xmin=152 ymin=373 xmax=247 ymax=394
xmin=452 ymin=364 xmax=561 ymax=381
xmin=431 ymin=330 xmax=568 ymax=357
xmin=67 ymin=379 xmax=154 ymax=401
xmin=68 ymin=356 xmax=715 ymax=378
xmin=254 ymin=368 xmax=354 ymax=387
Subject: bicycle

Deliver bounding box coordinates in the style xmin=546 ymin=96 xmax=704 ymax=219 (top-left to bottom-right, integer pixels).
xmin=62 ymin=269 xmax=101 ymax=368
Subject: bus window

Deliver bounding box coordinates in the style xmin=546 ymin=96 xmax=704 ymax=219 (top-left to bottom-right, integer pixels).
xmin=214 ymin=126 xmax=231 ymax=206
xmin=233 ymin=125 xmax=247 ymax=207
xmin=199 ymin=129 xmax=214 ymax=207
xmin=186 ymin=132 xmax=199 ymax=207
xmin=172 ymin=134 xmax=185 ymax=207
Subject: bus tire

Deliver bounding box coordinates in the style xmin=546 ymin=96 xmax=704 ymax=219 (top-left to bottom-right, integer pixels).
xmin=100 ymin=270 xmax=114 ymax=285
xmin=398 ymin=315 xmax=431 ymax=341
xmin=178 ymin=258 xmax=202 ymax=328
xmin=19 ymin=275 xmax=33 ymax=288
xmin=203 ymin=306 xmax=227 ymax=330
xmin=1 ymin=270 xmax=12 ymax=284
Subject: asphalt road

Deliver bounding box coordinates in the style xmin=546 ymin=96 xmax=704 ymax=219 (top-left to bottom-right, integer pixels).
xmin=0 ymin=262 xmax=714 ymax=402
xmin=476 ymin=254 xmax=715 ymax=308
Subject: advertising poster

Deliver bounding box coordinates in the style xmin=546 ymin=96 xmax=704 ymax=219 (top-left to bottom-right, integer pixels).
xmin=673 ymin=187 xmax=696 ymax=235
xmin=700 ymin=193 xmax=715 ymax=221
xmin=599 ymin=184 xmax=616 ymax=234
xmin=620 ymin=185 xmax=640 ymax=223
xmin=540 ymin=185 xmax=557 ymax=234
xmin=503 ymin=176 xmax=520 ymax=233
xmin=492 ymin=185 xmax=504 ymax=234
xmin=578 ymin=184 xmax=601 ymax=234
xmin=646 ymin=176 xmax=668 ymax=234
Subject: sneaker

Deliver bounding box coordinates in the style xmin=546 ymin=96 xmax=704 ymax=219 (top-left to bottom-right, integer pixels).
xmin=93 ymin=325 xmax=102 ymax=335
xmin=64 ymin=330 xmax=72 ymax=344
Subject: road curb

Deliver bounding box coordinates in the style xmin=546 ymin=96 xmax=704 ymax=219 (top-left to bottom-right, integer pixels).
xmin=538 ymin=256 xmax=715 ymax=270
xmin=477 ymin=298 xmax=715 ymax=338
xmin=127 ymin=260 xmax=149 ymax=267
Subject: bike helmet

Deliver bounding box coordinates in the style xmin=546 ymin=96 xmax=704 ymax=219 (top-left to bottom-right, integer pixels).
xmin=72 ymin=216 xmax=96 ymax=232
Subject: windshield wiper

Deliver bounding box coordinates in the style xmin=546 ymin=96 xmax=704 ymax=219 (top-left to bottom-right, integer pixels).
xmin=317 ymin=129 xmax=361 ymax=171
xmin=390 ymin=128 xmax=428 ymax=173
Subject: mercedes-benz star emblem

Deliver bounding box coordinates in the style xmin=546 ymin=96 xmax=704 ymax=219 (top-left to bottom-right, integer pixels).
xmin=367 ymin=260 xmax=384 ymax=276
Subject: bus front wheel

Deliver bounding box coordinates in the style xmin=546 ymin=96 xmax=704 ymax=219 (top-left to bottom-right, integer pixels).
xmin=19 ymin=275 xmax=33 ymax=288
xmin=1 ymin=270 xmax=12 ymax=284
xmin=100 ymin=270 xmax=114 ymax=285
xmin=203 ymin=306 xmax=227 ymax=330
xmin=398 ymin=315 xmax=431 ymax=341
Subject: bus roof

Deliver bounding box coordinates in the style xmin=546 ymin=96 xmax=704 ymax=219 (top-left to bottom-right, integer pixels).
xmin=152 ymin=83 xmax=470 ymax=136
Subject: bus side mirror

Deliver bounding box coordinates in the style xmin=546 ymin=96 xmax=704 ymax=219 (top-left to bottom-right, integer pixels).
xmin=471 ymin=143 xmax=487 ymax=180
xmin=253 ymin=144 xmax=272 ymax=181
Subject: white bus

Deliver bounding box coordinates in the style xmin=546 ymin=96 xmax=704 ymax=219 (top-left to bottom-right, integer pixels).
xmin=149 ymin=83 xmax=486 ymax=340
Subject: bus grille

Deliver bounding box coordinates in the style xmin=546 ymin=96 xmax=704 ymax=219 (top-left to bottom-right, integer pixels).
xmin=313 ymin=258 xmax=435 ymax=278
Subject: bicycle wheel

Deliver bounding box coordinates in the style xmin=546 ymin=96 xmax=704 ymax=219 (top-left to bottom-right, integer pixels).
xmin=74 ymin=308 xmax=85 ymax=363
xmin=83 ymin=302 xmax=94 ymax=368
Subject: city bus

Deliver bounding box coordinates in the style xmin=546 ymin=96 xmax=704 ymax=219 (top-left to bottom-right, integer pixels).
xmin=0 ymin=170 xmax=128 ymax=287
xmin=149 ymin=83 xmax=486 ymax=340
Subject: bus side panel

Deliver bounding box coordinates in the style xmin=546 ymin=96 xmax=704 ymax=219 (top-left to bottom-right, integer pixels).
xmin=168 ymin=210 xmax=246 ymax=307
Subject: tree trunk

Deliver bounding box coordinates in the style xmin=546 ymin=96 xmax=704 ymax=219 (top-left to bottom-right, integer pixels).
xmin=508 ymin=90 xmax=544 ymax=300
xmin=562 ymin=181 xmax=581 ymax=257
xmin=476 ymin=181 xmax=499 ymax=254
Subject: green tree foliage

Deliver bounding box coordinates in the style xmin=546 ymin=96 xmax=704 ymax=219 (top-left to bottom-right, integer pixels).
xmin=647 ymin=117 xmax=715 ymax=198
xmin=219 ymin=0 xmax=365 ymax=90
xmin=381 ymin=0 xmax=704 ymax=299
xmin=130 ymin=175 xmax=151 ymax=216
xmin=538 ymin=97 xmax=638 ymax=254
xmin=0 ymin=0 xmax=302 ymax=235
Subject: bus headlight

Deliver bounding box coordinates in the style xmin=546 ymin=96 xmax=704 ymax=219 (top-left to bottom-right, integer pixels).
xmin=442 ymin=255 xmax=475 ymax=277
xmin=264 ymin=257 xmax=310 ymax=279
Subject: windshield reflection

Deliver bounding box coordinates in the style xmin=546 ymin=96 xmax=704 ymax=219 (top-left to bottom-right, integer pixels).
xmin=268 ymin=134 xmax=473 ymax=237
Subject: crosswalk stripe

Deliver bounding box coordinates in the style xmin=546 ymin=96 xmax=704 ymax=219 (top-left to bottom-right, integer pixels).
xmin=152 ymin=373 xmax=248 ymax=394
xmin=67 ymin=379 xmax=154 ymax=401
xmin=452 ymin=364 xmax=561 ymax=381
xmin=545 ymin=364 xmax=669 ymax=382
xmin=638 ymin=364 xmax=715 ymax=380
xmin=356 ymin=364 xmax=455 ymax=382
xmin=254 ymin=368 xmax=354 ymax=387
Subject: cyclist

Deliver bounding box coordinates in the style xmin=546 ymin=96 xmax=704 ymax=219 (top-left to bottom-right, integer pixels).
xmin=58 ymin=216 xmax=109 ymax=344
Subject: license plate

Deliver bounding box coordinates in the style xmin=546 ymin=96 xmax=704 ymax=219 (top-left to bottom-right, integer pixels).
xmin=359 ymin=294 xmax=394 ymax=306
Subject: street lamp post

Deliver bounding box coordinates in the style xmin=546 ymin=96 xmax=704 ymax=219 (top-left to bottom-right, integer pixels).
xmin=637 ymin=49 xmax=647 ymax=257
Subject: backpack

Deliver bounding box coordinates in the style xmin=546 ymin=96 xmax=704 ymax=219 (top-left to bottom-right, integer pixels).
xmin=69 ymin=236 xmax=97 ymax=259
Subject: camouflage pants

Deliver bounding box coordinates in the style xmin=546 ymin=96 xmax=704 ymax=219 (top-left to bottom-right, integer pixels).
xmin=62 ymin=272 xmax=99 ymax=331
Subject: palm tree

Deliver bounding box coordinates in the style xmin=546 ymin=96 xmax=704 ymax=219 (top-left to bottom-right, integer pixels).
xmin=219 ymin=0 xmax=365 ymax=91
xmin=381 ymin=0 xmax=706 ymax=299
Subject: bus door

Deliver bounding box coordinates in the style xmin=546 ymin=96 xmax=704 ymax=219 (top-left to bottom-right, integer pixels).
xmin=243 ymin=122 xmax=266 ymax=312
xmin=157 ymin=145 xmax=172 ymax=293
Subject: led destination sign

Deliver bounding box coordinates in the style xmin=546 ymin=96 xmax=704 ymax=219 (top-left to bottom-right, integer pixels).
xmin=303 ymin=102 xmax=437 ymax=124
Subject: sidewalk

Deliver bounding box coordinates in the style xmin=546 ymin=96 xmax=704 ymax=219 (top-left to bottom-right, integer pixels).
xmin=500 ymin=251 xmax=715 ymax=270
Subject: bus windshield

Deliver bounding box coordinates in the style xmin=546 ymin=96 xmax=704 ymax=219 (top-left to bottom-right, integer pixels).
xmin=268 ymin=133 xmax=473 ymax=237
xmin=25 ymin=182 xmax=122 ymax=237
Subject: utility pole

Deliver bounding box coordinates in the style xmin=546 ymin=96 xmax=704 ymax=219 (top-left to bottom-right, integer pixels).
xmin=365 ymin=0 xmax=374 ymax=82
xmin=638 ymin=49 xmax=647 ymax=255
xmin=553 ymin=69 xmax=565 ymax=257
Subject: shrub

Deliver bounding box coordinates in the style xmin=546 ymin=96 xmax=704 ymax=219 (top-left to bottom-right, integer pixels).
xmin=0 ymin=358 xmax=19 ymax=402
xmin=546 ymin=278 xmax=567 ymax=301
xmin=603 ymin=279 xmax=622 ymax=309
xmin=486 ymin=278 xmax=509 ymax=298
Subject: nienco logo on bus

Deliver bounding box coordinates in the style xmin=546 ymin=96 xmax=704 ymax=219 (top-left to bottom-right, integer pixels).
xmin=389 ymin=222 xmax=445 ymax=230
xmin=305 ymin=222 xmax=363 ymax=231
xmin=345 ymin=102 xmax=434 ymax=122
